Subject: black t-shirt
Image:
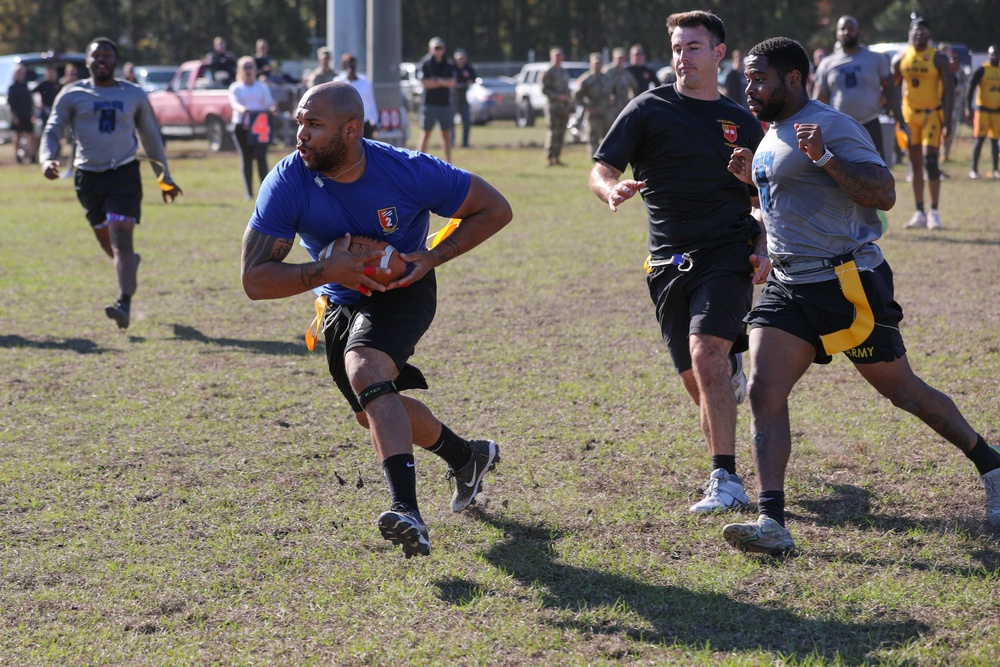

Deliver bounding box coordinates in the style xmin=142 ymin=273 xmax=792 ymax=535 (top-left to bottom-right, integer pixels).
xmin=625 ymin=65 xmax=659 ymax=92
xmin=420 ymin=55 xmax=456 ymax=107
xmin=595 ymin=83 xmax=765 ymax=255
xmin=455 ymin=63 xmax=477 ymax=93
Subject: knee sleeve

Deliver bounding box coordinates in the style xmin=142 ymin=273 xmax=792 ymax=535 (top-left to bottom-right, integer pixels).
xmin=357 ymin=380 xmax=397 ymax=410
xmin=925 ymin=153 xmax=941 ymax=180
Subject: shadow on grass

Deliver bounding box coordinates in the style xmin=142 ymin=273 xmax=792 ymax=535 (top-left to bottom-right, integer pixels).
xmin=169 ymin=324 xmax=308 ymax=356
xmin=0 ymin=334 xmax=110 ymax=354
xmin=795 ymin=483 xmax=1000 ymax=577
xmin=435 ymin=513 xmax=926 ymax=664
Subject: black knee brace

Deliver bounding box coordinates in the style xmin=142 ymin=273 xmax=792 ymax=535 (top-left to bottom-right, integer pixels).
xmin=357 ymin=380 xmax=398 ymax=409
xmin=925 ymin=152 xmax=941 ymax=180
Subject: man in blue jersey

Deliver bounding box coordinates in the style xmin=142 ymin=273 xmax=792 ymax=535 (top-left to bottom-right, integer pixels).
xmin=724 ymin=37 xmax=1000 ymax=555
xmin=241 ymin=82 xmax=512 ymax=558
xmin=589 ymin=10 xmax=769 ymax=515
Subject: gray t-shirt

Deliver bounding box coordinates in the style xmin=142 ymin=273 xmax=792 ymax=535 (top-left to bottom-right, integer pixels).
xmin=41 ymin=79 xmax=171 ymax=181
xmin=813 ymin=46 xmax=891 ymax=125
xmin=751 ymin=100 xmax=886 ymax=284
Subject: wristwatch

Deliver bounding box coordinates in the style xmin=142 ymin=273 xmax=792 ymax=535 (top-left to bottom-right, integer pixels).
xmin=813 ymin=145 xmax=834 ymax=167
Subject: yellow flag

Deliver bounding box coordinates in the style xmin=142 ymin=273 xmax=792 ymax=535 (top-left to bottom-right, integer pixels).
xmin=427 ymin=218 xmax=461 ymax=249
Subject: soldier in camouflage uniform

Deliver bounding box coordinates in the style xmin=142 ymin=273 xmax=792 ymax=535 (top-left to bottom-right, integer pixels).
xmin=606 ymin=47 xmax=639 ymax=124
xmin=542 ymin=47 xmax=572 ymax=166
xmin=575 ymin=52 xmax=615 ymax=157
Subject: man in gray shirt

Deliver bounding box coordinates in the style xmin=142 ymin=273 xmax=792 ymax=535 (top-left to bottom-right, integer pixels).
xmin=41 ymin=37 xmax=181 ymax=330
xmin=812 ymin=15 xmax=905 ymax=162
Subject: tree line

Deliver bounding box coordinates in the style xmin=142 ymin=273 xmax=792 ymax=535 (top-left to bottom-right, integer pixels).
xmin=2 ymin=0 xmax=996 ymax=68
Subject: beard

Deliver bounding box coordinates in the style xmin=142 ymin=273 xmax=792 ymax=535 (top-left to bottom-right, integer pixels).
xmin=750 ymin=81 xmax=790 ymax=123
xmin=841 ymin=36 xmax=859 ymax=49
xmin=302 ymin=135 xmax=349 ymax=173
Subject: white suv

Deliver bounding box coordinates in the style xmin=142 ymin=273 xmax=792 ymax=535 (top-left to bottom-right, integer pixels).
xmin=514 ymin=61 xmax=589 ymax=127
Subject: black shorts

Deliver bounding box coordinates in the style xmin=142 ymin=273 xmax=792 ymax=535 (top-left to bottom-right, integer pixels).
xmin=323 ymin=270 xmax=436 ymax=413
xmin=746 ymin=260 xmax=906 ymax=365
xmin=75 ymin=160 xmax=143 ymax=227
xmin=646 ymin=240 xmax=755 ymax=373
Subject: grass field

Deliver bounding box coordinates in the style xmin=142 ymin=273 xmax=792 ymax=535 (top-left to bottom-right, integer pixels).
xmin=1 ymin=121 xmax=999 ymax=665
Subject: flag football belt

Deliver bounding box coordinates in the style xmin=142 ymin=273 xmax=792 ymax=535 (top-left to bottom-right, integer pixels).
xmin=775 ymin=251 xmax=875 ymax=356
xmin=644 ymin=252 xmax=693 ymax=274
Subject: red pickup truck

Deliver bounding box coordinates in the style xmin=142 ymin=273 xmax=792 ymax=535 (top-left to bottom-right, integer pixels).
xmin=148 ymin=60 xmax=235 ymax=151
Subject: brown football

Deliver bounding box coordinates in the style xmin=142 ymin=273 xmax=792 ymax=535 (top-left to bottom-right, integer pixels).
xmin=318 ymin=235 xmax=409 ymax=286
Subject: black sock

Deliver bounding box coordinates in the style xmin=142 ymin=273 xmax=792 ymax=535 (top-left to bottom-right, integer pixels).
xmin=758 ymin=490 xmax=785 ymax=527
xmin=915 ymin=203 xmax=925 ymax=213
xmin=712 ymin=455 xmax=736 ymax=476
xmin=119 ymin=294 xmax=132 ymax=308
xmin=381 ymin=453 xmax=419 ymax=513
xmin=965 ymin=436 xmax=1000 ymax=476
xmin=427 ymin=423 xmax=472 ymax=470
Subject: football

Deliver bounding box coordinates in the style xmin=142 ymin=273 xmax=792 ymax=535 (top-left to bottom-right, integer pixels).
xmin=317 ymin=235 xmax=409 ymax=286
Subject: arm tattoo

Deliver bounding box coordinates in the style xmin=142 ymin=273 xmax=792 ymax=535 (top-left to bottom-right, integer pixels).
xmin=242 ymin=229 xmax=292 ymax=277
xmin=825 ymin=160 xmax=895 ymax=210
xmin=433 ymin=237 xmax=462 ymax=263
xmin=299 ymin=264 xmax=326 ymax=291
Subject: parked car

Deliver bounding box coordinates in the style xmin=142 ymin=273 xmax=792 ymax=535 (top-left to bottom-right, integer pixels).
xmin=399 ymin=61 xmax=423 ymax=116
xmin=514 ymin=60 xmax=589 ymax=127
xmin=0 ymin=51 xmax=86 ymax=145
xmin=467 ymin=75 xmax=517 ymax=124
xmin=133 ymin=65 xmax=176 ymax=93
xmin=147 ymin=60 xmax=235 ymax=151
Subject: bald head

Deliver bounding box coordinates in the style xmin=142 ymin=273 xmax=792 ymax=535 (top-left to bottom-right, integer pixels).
xmin=301 ymin=81 xmax=365 ymax=121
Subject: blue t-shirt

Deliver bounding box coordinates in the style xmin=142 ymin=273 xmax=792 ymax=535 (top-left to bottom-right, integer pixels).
xmin=249 ymin=140 xmax=471 ymax=304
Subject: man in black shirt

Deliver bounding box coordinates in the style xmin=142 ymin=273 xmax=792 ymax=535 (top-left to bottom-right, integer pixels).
xmin=626 ymin=44 xmax=661 ymax=92
xmin=590 ymin=11 xmax=767 ymax=515
xmin=418 ymin=36 xmax=456 ymax=163
xmin=453 ymin=49 xmax=477 ymax=148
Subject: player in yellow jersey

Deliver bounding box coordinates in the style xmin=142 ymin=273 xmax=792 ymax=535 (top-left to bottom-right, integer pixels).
xmin=967 ymin=46 xmax=1000 ymax=179
xmin=892 ymin=17 xmax=953 ymax=230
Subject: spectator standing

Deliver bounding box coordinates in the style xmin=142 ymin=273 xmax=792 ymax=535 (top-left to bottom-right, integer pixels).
xmin=206 ymin=36 xmax=237 ymax=86
xmin=306 ymin=48 xmax=337 ymax=88
xmin=724 ymin=36 xmax=1000 ymax=555
xmin=418 ymin=36 xmax=456 ymax=164
xmin=724 ymin=50 xmax=749 ymax=109
xmin=453 ymin=49 xmax=477 ymax=148
xmin=607 ymin=47 xmax=639 ymax=120
xmin=240 ymin=82 xmax=512 ymax=558
xmin=892 ymin=17 xmax=953 ymax=230
xmin=57 ymin=65 xmax=80 ymax=178
xmin=35 ymin=66 xmax=62 ymax=131
xmin=542 ymin=46 xmax=571 ymax=166
xmin=335 ymin=53 xmax=379 ymax=139
xmin=812 ymin=15 xmax=905 ymax=163
xmin=575 ymin=52 xmax=614 ymax=157
xmin=40 ymin=37 xmax=181 ymax=330
xmin=967 ymin=45 xmax=1000 ymax=179
xmin=589 ymin=11 xmax=767 ymax=514
xmin=122 ymin=62 xmax=138 ymax=84
xmin=254 ymin=39 xmax=272 ymax=79
xmin=229 ymin=56 xmax=277 ymax=200
xmin=8 ymin=64 xmax=36 ymax=164
xmin=626 ymin=43 xmax=660 ymax=92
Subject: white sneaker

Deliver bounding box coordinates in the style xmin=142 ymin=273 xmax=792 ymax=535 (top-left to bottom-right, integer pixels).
xmin=723 ymin=515 xmax=796 ymax=555
xmin=690 ymin=468 xmax=748 ymax=513
xmin=904 ymin=210 xmax=928 ymax=229
xmin=927 ymin=209 xmax=942 ymax=230
xmin=993 ymin=170 xmax=1000 ymax=179
xmin=730 ymin=353 xmax=747 ymax=405
xmin=983 ymin=468 xmax=1000 ymax=527
xmin=969 ymin=170 xmax=980 ymax=179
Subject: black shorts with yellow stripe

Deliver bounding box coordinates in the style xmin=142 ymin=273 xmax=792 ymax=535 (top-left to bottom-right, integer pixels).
xmin=746 ymin=260 xmax=906 ymax=365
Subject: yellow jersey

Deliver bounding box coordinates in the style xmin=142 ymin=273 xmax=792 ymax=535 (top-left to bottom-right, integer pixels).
xmin=900 ymin=46 xmax=942 ymax=111
xmin=975 ymin=62 xmax=1000 ymax=111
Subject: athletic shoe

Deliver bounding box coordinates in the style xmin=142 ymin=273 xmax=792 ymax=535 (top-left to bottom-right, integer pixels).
xmin=983 ymin=468 xmax=1000 ymax=527
xmin=969 ymin=170 xmax=980 ymax=179
xmin=377 ymin=507 xmax=431 ymax=558
xmin=447 ymin=439 xmax=500 ymax=512
xmin=904 ymin=211 xmax=928 ymax=229
xmin=105 ymin=301 xmax=130 ymax=330
xmin=690 ymin=468 xmax=748 ymax=513
xmin=927 ymin=210 xmax=942 ymax=230
xmin=723 ymin=515 xmax=795 ymax=555
xmin=730 ymin=353 xmax=747 ymax=405
xmin=993 ymin=170 xmax=1000 ymax=180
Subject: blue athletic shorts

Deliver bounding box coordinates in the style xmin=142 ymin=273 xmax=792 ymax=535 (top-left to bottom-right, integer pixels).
xmin=422 ymin=104 xmax=454 ymax=132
